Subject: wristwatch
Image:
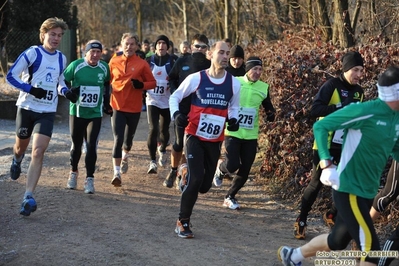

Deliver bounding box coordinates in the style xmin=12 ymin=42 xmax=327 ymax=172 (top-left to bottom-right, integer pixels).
xmin=319 ymin=159 xmax=333 ymax=169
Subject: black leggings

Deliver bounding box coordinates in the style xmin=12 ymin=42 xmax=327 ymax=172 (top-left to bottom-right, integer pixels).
xmin=179 ymin=135 xmax=222 ymax=219
xmin=379 ymin=224 xmax=399 ymax=266
xmin=328 ymin=190 xmax=379 ymax=264
xmin=373 ymin=160 xmax=399 ymax=212
xmin=172 ymin=122 xmax=185 ymax=153
xmin=69 ymin=115 xmax=102 ymax=177
xmin=111 ymin=110 xmax=141 ymax=158
xmin=298 ymin=149 xmax=341 ymax=221
xmin=220 ymin=136 xmax=257 ymax=198
xmin=146 ymin=105 xmax=171 ymax=160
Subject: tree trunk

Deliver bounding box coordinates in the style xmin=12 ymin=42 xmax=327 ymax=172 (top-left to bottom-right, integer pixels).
xmin=271 ymin=0 xmax=289 ymax=24
xmin=316 ymin=0 xmax=332 ymax=42
xmin=213 ymin=0 xmax=223 ymax=39
xmin=289 ymin=0 xmax=301 ymax=25
xmin=351 ymin=0 xmax=361 ymax=32
xmin=306 ymin=0 xmax=314 ymax=26
xmin=333 ymin=0 xmax=354 ymax=47
xmin=233 ymin=0 xmax=240 ymax=43
xmin=224 ymin=0 xmax=230 ymax=39
xmin=134 ymin=0 xmax=142 ymax=42
xmin=182 ymin=0 xmax=188 ymax=41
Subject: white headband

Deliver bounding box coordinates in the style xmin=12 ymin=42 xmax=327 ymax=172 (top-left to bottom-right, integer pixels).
xmin=378 ymin=83 xmax=399 ymax=102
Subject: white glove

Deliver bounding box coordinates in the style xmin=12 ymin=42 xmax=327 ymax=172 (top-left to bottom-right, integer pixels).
xmin=320 ymin=166 xmax=340 ymax=190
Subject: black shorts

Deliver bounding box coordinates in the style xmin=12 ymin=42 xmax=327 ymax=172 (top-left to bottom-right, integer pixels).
xmin=15 ymin=107 xmax=55 ymax=139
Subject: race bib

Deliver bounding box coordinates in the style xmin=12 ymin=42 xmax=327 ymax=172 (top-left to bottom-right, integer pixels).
xmin=152 ymin=80 xmax=168 ymax=96
xmin=238 ymin=107 xmax=256 ymax=129
xmin=332 ymin=129 xmax=344 ymax=144
xmin=79 ymin=86 xmax=100 ymax=108
xmin=195 ymin=113 xmax=225 ymax=140
xmin=32 ymin=89 xmax=54 ymax=105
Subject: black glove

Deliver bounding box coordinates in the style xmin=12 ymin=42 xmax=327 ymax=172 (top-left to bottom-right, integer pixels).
xmin=173 ymin=111 xmax=189 ymax=128
xmin=71 ymin=86 xmax=80 ymax=95
xmin=131 ymin=79 xmax=144 ymax=89
xmin=103 ymin=97 xmax=113 ymax=116
xmin=65 ymin=89 xmax=79 ymax=103
xmin=103 ymin=105 xmax=113 ymax=116
xmin=227 ymin=118 xmax=239 ymax=131
xmin=30 ymin=87 xmax=47 ymax=99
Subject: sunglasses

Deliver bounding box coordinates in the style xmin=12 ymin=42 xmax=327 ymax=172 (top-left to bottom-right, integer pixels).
xmin=194 ymin=44 xmax=208 ymax=49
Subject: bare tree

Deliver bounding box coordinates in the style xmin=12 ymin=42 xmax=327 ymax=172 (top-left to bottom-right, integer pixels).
xmin=171 ymin=0 xmax=188 ymax=41
xmin=133 ymin=0 xmax=142 ymax=42
xmin=332 ymin=0 xmax=355 ymax=47
xmin=315 ymin=0 xmax=332 ymax=42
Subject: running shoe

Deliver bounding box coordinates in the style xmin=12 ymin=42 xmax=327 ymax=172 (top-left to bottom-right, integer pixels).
xmin=147 ymin=160 xmax=157 ymax=174
xmin=84 ymin=177 xmax=95 ymax=194
xmin=121 ymin=158 xmax=128 ymax=174
xmin=223 ymin=196 xmax=240 ymax=210
xmin=111 ymin=172 xmax=122 ymax=187
xmin=175 ymin=219 xmax=194 ymax=239
xmin=10 ymin=155 xmax=24 ymax=180
xmin=213 ymin=159 xmax=224 ymax=187
xmin=178 ymin=163 xmax=188 ymax=192
xmin=163 ymin=169 xmax=177 ymax=188
xmin=323 ymin=212 xmax=335 ymax=229
xmin=67 ymin=172 xmax=78 ymax=189
xmin=293 ymin=218 xmax=307 ymax=240
xmin=20 ymin=195 xmax=37 ymax=216
xmin=157 ymin=146 xmax=167 ymax=167
xmin=277 ymin=246 xmax=302 ymax=266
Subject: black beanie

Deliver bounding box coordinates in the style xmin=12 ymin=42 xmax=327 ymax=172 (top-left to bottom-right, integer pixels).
xmin=342 ymin=51 xmax=364 ymax=72
xmin=230 ymin=45 xmax=244 ymax=59
xmin=155 ymin=35 xmax=170 ymax=49
xmin=245 ymin=56 xmax=263 ymax=72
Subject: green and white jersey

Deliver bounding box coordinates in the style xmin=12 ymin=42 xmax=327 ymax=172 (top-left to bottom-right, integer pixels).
xmin=63 ymin=59 xmax=110 ymax=118
xmin=314 ymin=99 xmax=399 ymax=199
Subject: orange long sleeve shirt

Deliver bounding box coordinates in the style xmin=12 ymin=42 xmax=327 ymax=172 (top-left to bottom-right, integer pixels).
xmin=109 ymin=53 xmax=156 ymax=113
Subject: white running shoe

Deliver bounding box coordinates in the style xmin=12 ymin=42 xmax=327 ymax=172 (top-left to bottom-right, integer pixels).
xmin=111 ymin=172 xmax=122 ymax=187
xmin=213 ymin=159 xmax=224 ymax=187
xmin=277 ymin=246 xmax=302 ymax=266
xmin=67 ymin=172 xmax=78 ymax=189
xmin=223 ymin=196 xmax=240 ymax=210
xmin=157 ymin=146 xmax=167 ymax=167
xmin=147 ymin=160 xmax=157 ymax=174
xmin=121 ymin=158 xmax=128 ymax=174
xmin=84 ymin=177 xmax=95 ymax=194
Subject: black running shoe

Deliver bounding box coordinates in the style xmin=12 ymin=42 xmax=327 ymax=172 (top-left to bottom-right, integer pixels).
xmin=10 ymin=155 xmax=24 ymax=180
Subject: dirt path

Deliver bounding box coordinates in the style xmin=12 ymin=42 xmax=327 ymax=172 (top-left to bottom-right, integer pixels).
xmin=0 ymin=113 xmax=327 ymax=266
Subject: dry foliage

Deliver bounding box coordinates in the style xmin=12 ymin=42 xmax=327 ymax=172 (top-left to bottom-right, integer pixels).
xmin=251 ymin=26 xmax=399 ymax=238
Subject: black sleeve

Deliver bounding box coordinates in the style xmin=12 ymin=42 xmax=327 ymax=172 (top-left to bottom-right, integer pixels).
xmin=169 ymin=59 xmax=181 ymax=94
xmin=310 ymin=79 xmax=338 ymax=118
xmin=103 ymin=81 xmax=111 ymax=103
xmin=261 ymin=93 xmax=276 ymax=122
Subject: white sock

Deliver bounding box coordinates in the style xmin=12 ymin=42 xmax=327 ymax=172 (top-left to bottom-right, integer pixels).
xmin=122 ymin=151 xmax=128 ymax=160
xmin=114 ymin=166 xmax=120 ymax=174
xmin=290 ymin=248 xmax=305 ymax=264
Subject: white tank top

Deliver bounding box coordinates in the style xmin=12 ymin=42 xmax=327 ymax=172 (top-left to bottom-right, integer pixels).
xmin=146 ymin=64 xmax=171 ymax=109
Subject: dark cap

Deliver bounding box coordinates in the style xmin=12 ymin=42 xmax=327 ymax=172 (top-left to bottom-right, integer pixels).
xmin=85 ymin=41 xmax=103 ymax=54
xmin=245 ymin=56 xmax=263 ymax=72
xmin=342 ymin=51 xmax=364 ymax=72
xmin=155 ymin=35 xmax=170 ymax=49
xmin=230 ymin=45 xmax=244 ymax=59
